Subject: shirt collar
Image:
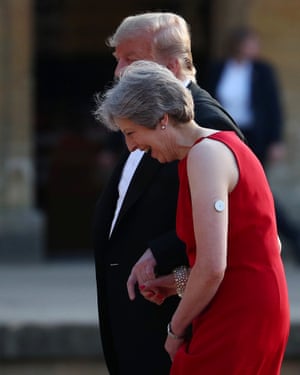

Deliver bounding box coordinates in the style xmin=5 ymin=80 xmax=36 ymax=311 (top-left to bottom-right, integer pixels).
xmin=182 ymin=78 xmax=191 ymax=88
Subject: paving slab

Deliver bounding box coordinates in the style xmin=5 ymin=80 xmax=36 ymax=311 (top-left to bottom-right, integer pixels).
xmin=0 ymin=259 xmax=299 ymax=359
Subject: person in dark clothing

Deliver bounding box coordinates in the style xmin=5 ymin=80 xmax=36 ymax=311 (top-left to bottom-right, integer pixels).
xmin=95 ymin=59 xmax=289 ymax=375
xmin=93 ymin=13 xmax=244 ymax=375
xmin=206 ymin=26 xmax=300 ymax=264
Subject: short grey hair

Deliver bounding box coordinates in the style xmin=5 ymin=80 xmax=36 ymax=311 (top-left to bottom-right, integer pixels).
xmin=107 ymin=12 xmax=196 ymax=81
xmin=94 ymin=61 xmax=194 ymax=131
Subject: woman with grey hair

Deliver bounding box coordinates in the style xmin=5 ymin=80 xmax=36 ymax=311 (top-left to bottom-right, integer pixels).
xmin=94 ymin=11 xmax=244 ymax=375
xmin=95 ymin=61 xmax=289 ymax=375
xmin=95 ymin=60 xmax=194 ymax=136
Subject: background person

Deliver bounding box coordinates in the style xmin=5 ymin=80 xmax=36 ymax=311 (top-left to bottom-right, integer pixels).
xmin=93 ymin=12 xmax=244 ymax=375
xmin=95 ymin=60 xmax=290 ymax=375
xmin=206 ymin=26 xmax=300 ymax=264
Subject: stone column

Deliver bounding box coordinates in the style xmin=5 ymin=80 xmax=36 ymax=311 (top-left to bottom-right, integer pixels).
xmin=0 ymin=0 xmax=45 ymax=262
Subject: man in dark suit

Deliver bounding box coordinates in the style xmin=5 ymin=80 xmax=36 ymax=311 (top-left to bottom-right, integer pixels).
xmin=206 ymin=27 xmax=283 ymax=164
xmin=93 ymin=13 xmax=244 ymax=375
xmin=206 ymin=26 xmax=300 ymax=265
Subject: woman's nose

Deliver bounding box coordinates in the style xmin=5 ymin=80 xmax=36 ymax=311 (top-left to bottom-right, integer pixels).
xmin=125 ymin=137 xmax=137 ymax=152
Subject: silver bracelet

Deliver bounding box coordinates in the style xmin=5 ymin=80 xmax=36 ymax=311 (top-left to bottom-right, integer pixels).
xmin=173 ymin=265 xmax=189 ymax=298
xmin=167 ymin=322 xmax=185 ymax=340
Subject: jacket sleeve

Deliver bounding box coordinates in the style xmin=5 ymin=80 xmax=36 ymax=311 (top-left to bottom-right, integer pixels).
xmin=148 ymin=230 xmax=189 ymax=275
xmin=261 ymin=62 xmax=284 ymax=143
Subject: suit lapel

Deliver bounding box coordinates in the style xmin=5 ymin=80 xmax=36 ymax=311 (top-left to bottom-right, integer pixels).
xmin=250 ymin=62 xmax=259 ymax=101
xmin=94 ymin=150 xmax=128 ymax=237
xmin=111 ymin=152 xmax=162 ymax=232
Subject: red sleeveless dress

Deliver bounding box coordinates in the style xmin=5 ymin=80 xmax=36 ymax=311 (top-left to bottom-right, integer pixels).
xmin=172 ymin=131 xmax=290 ymax=375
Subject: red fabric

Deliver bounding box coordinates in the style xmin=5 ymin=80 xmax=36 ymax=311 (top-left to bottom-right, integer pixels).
xmin=173 ymin=131 xmax=290 ymax=375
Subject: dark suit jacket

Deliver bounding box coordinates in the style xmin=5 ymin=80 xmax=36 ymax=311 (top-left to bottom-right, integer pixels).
xmin=207 ymin=60 xmax=283 ymax=163
xmin=93 ymin=82 xmax=243 ymax=375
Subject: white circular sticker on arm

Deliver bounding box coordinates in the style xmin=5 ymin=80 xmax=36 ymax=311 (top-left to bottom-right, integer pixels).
xmin=214 ymin=200 xmax=225 ymax=212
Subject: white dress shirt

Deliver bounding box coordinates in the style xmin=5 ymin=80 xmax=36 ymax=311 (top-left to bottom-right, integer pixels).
xmin=109 ymin=149 xmax=144 ymax=236
xmin=216 ymin=60 xmax=254 ymax=129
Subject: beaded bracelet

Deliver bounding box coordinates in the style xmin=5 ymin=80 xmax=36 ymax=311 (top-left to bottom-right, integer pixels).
xmin=172 ymin=265 xmax=190 ymax=298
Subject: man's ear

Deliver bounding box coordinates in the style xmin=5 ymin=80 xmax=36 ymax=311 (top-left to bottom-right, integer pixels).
xmin=166 ymin=58 xmax=180 ymax=77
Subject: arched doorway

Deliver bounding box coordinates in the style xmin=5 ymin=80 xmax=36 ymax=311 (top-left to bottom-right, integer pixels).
xmin=33 ymin=0 xmax=213 ymax=258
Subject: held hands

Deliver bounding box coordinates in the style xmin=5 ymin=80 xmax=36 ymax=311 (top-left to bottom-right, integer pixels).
xmin=127 ymin=248 xmax=157 ymax=300
xmin=126 ymin=248 xmax=178 ymax=304
xmin=140 ymin=274 xmax=177 ymax=305
xmin=141 ymin=265 xmax=189 ymax=304
xmin=127 ymin=250 xmax=187 ymax=360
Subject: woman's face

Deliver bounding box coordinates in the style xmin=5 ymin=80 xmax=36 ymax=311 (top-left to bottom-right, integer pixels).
xmin=116 ymin=117 xmax=173 ymax=163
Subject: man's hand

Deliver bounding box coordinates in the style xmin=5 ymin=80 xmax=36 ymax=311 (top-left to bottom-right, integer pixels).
xmin=127 ymin=248 xmax=157 ymax=300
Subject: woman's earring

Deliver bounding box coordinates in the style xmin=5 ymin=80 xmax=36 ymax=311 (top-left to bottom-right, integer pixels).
xmin=161 ymin=125 xmax=166 ymax=130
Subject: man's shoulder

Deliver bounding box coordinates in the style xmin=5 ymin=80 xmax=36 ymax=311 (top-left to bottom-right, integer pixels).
xmin=252 ymin=60 xmax=276 ymax=76
xmin=188 ymin=81 xmax=211 ymax=98
xmin=188 ymin=81 xmax=223 ymax=111
xmin=188 ymin=82 xmax=243 ymax=137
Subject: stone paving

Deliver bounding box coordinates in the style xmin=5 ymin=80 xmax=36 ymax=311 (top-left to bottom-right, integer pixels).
xmin=0 ymin=258 xmax=299 ymax=360
xmin=0 ymin=360 xmax=299 ymax=375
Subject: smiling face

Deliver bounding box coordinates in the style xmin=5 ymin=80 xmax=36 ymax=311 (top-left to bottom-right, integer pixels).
xmin=116 ymin=117 xmax=174 ymax=163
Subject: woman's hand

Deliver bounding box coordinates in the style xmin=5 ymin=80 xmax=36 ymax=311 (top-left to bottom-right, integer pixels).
xmin=165 ymin=335 xmax=185 ymax=361
xmin=140 ymin=274 xmax=177 ymax=304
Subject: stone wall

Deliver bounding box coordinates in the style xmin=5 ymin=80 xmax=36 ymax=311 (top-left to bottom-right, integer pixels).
xmin=0 ymin=0 xmax=299 ymax=261
xmin=248 ymin=0 xmax=300 ymax=224
xmin=210 ymin=0 xmax=300 ymax=227
xmin=0 ymin=0 xmax=45 ymax=262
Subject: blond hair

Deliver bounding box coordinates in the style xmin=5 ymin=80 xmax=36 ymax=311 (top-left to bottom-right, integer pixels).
xmin=108 ymin=12 xmax=197 ymax=81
